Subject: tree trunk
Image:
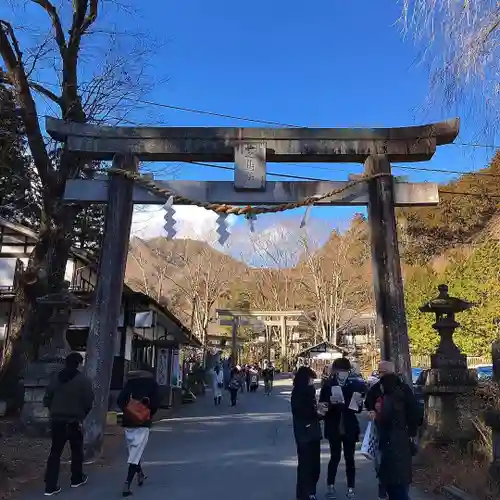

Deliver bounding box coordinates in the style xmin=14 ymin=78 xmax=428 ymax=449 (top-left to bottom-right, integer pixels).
xmin=0 ymin=207 xmax=76 ymax=405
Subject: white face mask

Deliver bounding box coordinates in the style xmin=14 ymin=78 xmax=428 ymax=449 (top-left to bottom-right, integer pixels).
xmin=336 ymin=370 xmax=349 ymax=385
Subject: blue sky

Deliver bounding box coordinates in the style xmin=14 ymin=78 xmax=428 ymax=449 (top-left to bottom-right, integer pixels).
xmin=1 ymin=0 xmax=496 ymax=253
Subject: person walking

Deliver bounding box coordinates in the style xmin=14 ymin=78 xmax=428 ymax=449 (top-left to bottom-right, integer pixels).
xmin=117 ymin=367 xmax=160 ymax=497
xmin=291 ymin=366 xmax=323 ymax=500
xmin=319 ymin=357 xmax=366 ymax=500
xmin=228 ymin=366 xmax=240 ymax=406
xmin=365 ymin=361 xmax=420 ymax=500
xmin=223 ymin=358 xmax=231 ymax=390
xmin=237 ymin=365 xmax=246 ymax=393
xmin=245 ymin=365 xmax=252 ymax=392
xmin=262 ymin=362 xmax=275 ymax=395
xmin=212 ymin=364 xmax=224 ymax=405
xmin=248 ymin=365 xmax=259 ymax=392
xmin=43 ymin=352 xmax=94 ymax=496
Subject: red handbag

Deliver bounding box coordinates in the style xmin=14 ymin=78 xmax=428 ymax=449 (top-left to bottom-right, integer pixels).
xmin=124 ymin=396 xmax=151 ymax=425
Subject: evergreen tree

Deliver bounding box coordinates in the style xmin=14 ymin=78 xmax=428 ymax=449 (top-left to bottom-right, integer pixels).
xmin=0 ymin=82 xmax=40 ymax=226
xmin=0 ymin=82 xmax=104 ymax=249
xmin=72 ymin=204 xmax=105 ymax=255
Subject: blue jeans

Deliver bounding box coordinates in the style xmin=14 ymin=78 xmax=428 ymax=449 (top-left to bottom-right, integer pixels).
xmin=386 ymin=484 xmax=409 ymax=500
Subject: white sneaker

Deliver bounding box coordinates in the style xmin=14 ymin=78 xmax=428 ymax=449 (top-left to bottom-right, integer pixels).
xmin=346 ymin=488 xmax=355 ymax=499
xmin=44 ymin=487 xmax=61 ymax=496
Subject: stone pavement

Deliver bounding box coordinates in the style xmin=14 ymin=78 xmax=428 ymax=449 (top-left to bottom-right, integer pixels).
xmin=23 ymin=378 xmax=431 ymax=500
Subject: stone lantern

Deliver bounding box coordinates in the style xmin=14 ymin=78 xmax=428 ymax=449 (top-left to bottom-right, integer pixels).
xmin=419 ymin=284 xmax=477 ymax=445
xmin=486 ymin=318 xmax=500 ymax=484
xmin=21 ymin=282 xmax=87 ymax=433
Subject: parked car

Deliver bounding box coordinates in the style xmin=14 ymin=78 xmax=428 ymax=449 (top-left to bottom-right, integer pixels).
xmin=367 ymin=370 xmax=379 ymax=387
xmin=412 ymin=367 xmax=423 ymax=384
xmin=475 ymin=364 xmax=493 ymax=381
xmin=413 ymin=369 xmax=426 ymax=409
xmin=367 ymin=367 xmax=424 ymax=388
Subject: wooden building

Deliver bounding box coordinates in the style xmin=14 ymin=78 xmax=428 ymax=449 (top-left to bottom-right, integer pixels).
xmin=0 ymin=217 xmax=200 ymax=407
xmin=296 ymin=341 xmax=346 ymax=375
xmin=337 ymin=309 xmax=377 ymax=351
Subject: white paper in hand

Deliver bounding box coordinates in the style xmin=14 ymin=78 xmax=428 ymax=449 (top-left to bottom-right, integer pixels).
xmin=348 ymin=392 xmax=362 ymax=411
xmin=330 ymin=386 xmax=344 ymax=404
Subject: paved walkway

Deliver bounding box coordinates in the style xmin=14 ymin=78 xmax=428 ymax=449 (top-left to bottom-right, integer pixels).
xmin=24 ymin=379 xmax=430 ymax=500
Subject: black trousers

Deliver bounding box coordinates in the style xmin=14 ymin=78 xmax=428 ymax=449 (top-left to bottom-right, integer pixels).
xmin=45 ymin=421 xmax=84 ymax=488
xmin=327 ymin=436 xmax=356 ymax=488
xmin=378 ymin=481 xmax=388 ymax=498
xmin=386 ymin=484 xmax=410 ymax=500
xmin=296 ymin=440 xmax=321 ymax=500
xmin=229 ymin=388 xmax=238 ymax=406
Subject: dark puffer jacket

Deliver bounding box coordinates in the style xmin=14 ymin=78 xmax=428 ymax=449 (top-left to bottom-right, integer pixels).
xmin=365 ymin=374 xmax=419 ymax=487
xmin=43 ymin=367 xmax=94 ymax=422
xmin=291 ymin=383 xmax=322 ymax=444
xmin=117 ymin=370 xmax=160 ymax=428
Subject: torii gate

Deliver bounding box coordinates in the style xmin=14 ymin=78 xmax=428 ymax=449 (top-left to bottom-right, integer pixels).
xmin=216 ymin=309 xmax=310 ymax=366
xmin=45 ymin=116 xmax=459 ymax=454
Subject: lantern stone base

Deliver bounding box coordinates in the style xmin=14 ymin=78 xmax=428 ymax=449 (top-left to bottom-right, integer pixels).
xmin=422 ymin=368 xmax=477 ymax=446
xmin=20 ymin=359 xmax=65 ymax=435
xmin=484 ymin=409 xmax=500 ymax=486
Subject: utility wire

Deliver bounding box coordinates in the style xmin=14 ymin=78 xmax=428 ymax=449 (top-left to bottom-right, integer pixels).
xmin=279 ymin=162 xmax=500 ymax=179
xmin=184 ymin=160 xmax=332 ymax=182
xmin=438 ymin=190 xmax=500 ymax=199
xmin=134 ymin=99 xmax=301 ymax=128
xmin=393 ymin=164 xmax=500 ymax=178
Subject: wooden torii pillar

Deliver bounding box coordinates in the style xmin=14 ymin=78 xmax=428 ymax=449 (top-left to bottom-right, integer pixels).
xmin=46 ymin=116 xmax=459 ymax=455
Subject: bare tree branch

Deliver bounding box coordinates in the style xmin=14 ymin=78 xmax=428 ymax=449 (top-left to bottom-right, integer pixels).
xmin=28 ymin=80 xmax=61 ymax=104
xmin=0 ymin=20 xmax=53 ymax=185
xmin=31 ymin=0 xmax=67 ymax=56
xmin=401 ymin=0 xmax=500 ymax=132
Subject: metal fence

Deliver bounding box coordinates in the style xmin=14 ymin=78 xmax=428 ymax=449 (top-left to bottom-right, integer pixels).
xmin=363 ymin=354 xmax=491 ymax=373
xmin=411 ymin=354 xmax=491 ymax=368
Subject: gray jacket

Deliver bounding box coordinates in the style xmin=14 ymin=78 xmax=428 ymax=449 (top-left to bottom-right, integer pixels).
xmin=43 ymin=368 xmax=94 ymax=422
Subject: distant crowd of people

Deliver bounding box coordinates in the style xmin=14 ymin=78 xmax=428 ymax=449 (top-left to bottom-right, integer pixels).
xmin=291 ymin=358 xmax=421 ymax=500
xmin=210 ymin=361 xmax=276 ymax=406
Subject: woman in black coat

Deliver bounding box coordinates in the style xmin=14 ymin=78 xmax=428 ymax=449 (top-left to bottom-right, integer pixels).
xmin=365 ymin=365 xmax=419 ymax=500
xmin=117 ymin=368 xmax=160 ymax=497
xmin=291 ymin=366 xmax=322 ymax=500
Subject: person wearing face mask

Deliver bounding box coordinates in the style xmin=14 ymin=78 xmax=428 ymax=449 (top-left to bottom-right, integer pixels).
xmin=318 ymin=357 xmax=366 ymax=500
xmin=291 ymin=366 xmax=323 ymax=500
xmin=365 ymin=361 xmax=420 ymax=500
